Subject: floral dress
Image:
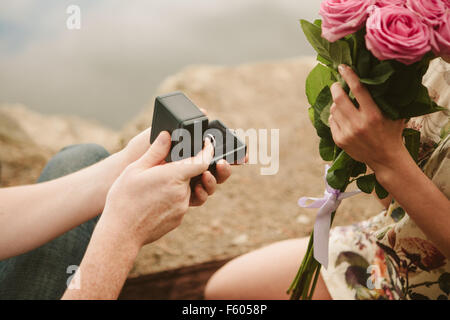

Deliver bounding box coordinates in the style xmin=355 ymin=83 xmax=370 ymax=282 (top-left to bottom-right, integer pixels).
xmin=321 ymin=58 xmax=450 ymax=300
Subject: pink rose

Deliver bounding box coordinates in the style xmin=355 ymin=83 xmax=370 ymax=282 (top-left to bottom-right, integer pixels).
xmin=431 ymin=11 xmax=450 ymax=56
xmin=320 ymin=0 xmax=376 ymax=42
xmin=406 ymin=0 xmax=447 ymax=27
xmin=375 ymin=0 xmax=406 ymax=7
xmin=365 ymin=6 xmax=432 ymax=65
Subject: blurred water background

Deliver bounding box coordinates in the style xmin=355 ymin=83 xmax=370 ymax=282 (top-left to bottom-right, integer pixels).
xmin=0 ymin=0 xmax=321 ymax=128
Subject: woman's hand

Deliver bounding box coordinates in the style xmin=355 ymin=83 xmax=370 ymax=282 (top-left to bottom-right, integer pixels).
xmin=327 ymin=64 xmax=450 ymax=258
xmin=101 ymin=131 xmax=216 ymax=247
xmin=328 ymin=64 xmax=407 ymax=175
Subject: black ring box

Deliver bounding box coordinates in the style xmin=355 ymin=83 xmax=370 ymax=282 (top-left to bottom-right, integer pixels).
xmin=150 ymin=92 xmax=247 ymax=174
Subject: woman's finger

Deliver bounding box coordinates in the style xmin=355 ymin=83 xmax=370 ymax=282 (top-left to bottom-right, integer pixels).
xmin=330 ymin=83 xmax=358 ymax=123
xmin=329 ymin=102 xmax=348 ymax=128
xmin=329 ymin=114 xmax=344 ymax=147
xmin=338 ymin=65 xmax=376 ymax=113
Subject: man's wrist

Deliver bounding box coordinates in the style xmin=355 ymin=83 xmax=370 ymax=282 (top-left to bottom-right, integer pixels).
xmin=95 ymin=213 xmax=143 ymax=254
xmin=112 ymin=149 xmax=133 ymax=172
xmin=63 ymin=215 xmax=141 ymax=299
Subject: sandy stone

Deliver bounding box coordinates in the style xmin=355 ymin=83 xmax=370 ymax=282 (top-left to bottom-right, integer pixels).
xmin=0 ymin=104 xmax=121 ymax=187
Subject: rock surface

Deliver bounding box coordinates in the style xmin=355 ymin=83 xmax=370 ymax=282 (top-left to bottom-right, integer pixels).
xmin=0 ymin=57 xmax=383 ymax=277
xmin=0 ymin=104 xmax=120 ymax=186
xmin=0 ymin=107 xmax=49 ymax=187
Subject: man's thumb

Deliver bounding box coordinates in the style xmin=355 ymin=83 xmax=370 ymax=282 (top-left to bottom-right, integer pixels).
xmin=137 ymin=131 xmax=171 ymax=168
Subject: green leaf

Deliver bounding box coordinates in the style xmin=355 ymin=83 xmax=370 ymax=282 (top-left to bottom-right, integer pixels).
xmin=317 ymin=54 xmax=332 ymax=66
xmin=308 ymin=106 xmax=315 ymax=125
xmin=384 ymin=64 xmax=421 ymax=107
xmin=300 ymin=19 xmax=352 ymax=68
xmin=329 ymin=40 xmax=352 ymax=67
xmin=360 ymin=61 xmax=394 ymax=85
xmin=314 ymin=115 xmax=332 ymax=140
xmin=374 ymin=96 xmax=400 ymax=119
xmin=313 ymin=86 xmax=333 ymax=114
xmin=329 ymin=150 xmax=352 ymax=171
xmin=403 ymin=128 xmax=421 ymax=162
xmin=356 ymin=174 xmax=376 ymax=194
xmin=326 ymin=151 xmax=353 ymax=189
xmin=312 ymin=87 xmax=333 ymax=140
xmin=368 ymin=81 xmax=390 ymax=99
xmin=355 ymin=43 xmax=372 ymax=78
xmin=327 ymin=169 xmax=348 ymax=190
xmin=439 ymin=272 xmax=450 ymax=295
xmin=301 ymin=19 xmax=332 ymax=62
xmin=350 ymin=161 xmax=367 ymax=177
xmin=399 ymin=100 xmax=445 ymax=119
xmin=320 ymin=104 xmax=331 ymax=126
xmin=398 ymin=83 xmax=445 ymax=119
xmin=306 ymin=64 xmax=334 ymax=106
xmin=375 ymin=179 xmax=389 ymax=199
xmin=319 ymin=138 xmax=335 ymax=161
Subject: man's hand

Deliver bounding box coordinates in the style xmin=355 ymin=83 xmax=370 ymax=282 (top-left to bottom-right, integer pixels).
xmin=102 ymin=131 xmax=220 ymax=247
xmin=63 ymin=131 xmax=225 ymax=299
xmin=122 ymin=127 xmax=232 ymax=208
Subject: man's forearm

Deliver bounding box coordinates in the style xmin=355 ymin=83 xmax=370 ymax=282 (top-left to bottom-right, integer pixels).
xmin=0 ymin=150 xmax=130 ymax=260
xmin=374 ymin=148 xmax=450 ymax=257
xmin=62 ymin=217 xmax=140 ymax=300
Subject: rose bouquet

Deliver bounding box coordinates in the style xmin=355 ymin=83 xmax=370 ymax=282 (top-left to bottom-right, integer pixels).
xmin=289 ymin=0 xmax=449 ymax=300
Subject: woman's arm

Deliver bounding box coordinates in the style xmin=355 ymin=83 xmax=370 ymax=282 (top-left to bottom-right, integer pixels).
xmin=329 ymin=64 xmax=450 ymax=257
xmin=373 ymin=146 xmax=450 ymax=258
xmin=364 ymin=167 xmax=393 ymax=209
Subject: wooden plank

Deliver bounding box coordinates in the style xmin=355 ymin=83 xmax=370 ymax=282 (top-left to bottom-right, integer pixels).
xmin=119 ymin=259 xmax=231 ymax=300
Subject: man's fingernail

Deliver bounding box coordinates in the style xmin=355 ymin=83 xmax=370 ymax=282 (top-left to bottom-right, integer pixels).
xmin=209 ymin=141 xmax=215 ymax=156
xmin=338 ymin=64 xmax=346 ymax=74
xmin=156 ymin=131 xmax=170 ymax=145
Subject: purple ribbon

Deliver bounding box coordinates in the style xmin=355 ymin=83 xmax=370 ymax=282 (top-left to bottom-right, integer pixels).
xmin=298 ymin=165 xmax=361 ymax=269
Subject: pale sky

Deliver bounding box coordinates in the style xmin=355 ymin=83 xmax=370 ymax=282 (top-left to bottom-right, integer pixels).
xmin=0 ymin=0 xmax=322 ymax=128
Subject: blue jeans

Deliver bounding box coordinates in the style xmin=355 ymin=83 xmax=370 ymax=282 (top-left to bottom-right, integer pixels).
xmin=0 ymin=144 xmax=110 ymax=299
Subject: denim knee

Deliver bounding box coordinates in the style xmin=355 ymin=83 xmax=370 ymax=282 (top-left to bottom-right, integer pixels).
xmin=38 ymin=144 xmax=110 ymax=183
xmin=0 ymin=143 xmax=111 ymax=299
